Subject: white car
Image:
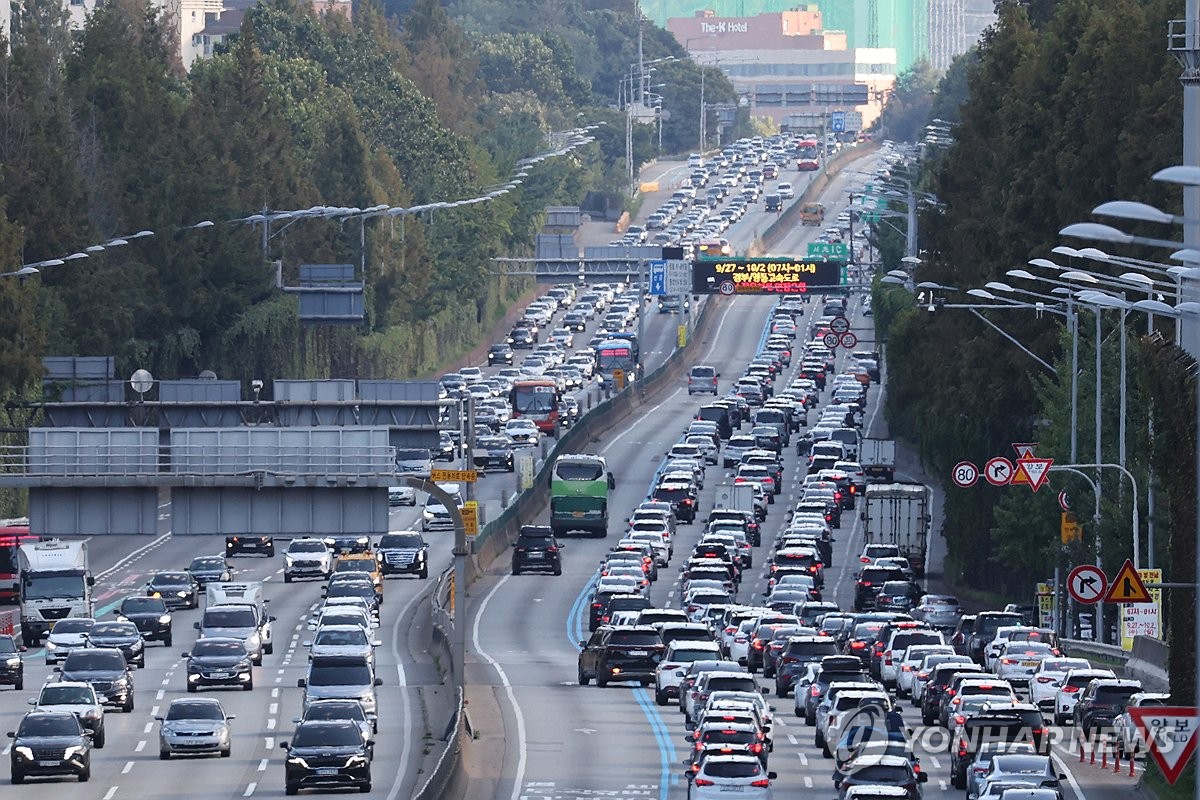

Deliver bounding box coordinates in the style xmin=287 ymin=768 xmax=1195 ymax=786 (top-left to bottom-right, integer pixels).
xmin=687 ymin=754 xmax=776 ymax=800
xmin=388 ymin=485 xmax=416 ymax=506
xmin=1054 ymin=668 xmax=1116 ymax=725
xmin=895 ymin=644 xmax=955 ymax=698
xmin=503 ymin=419 xmax=540 ymax=447
xmin=283 ymin=537 xmax=335 ymax=582
xmin=654 ymin=640 xmax=721 ymax=706
xmin=1114 ymin=692 xmax=1171 ymax=757
xmin=984 ymin=626 xmax=1038 ymax=671
xmin=685 ymin=435 xmax=720 ymax=465
xmin=993 ymin=641 xmax=1057 ymax=686
xmin=818 ymin=689 xmax=891 ymax=756
xmin=1028 ymin=657 xmax=1091 ymax=711
xmin=726 ymin=618 xmax=760 ymax=666
xmin=44 ymin=618 xmax=95 ymax=666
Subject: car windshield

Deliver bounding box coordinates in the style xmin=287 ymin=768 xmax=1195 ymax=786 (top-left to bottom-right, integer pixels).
xmin=52 ymin=619 xmax=93 ymax=634
xmin=704 ymin=760 xmax=762 ymax=778
xmin=336 ymin=561 xmax=375 ymax=574
xmin=290 ymin=541 xmax=327 ymax=553
xmin=122 ymin=597 xmax=166 ymax=613
xmin=992 ymin=756 xmax=1050 ymax=774
xmin=189 ymin=557 xmax=224 ymax=571
xmin=150 ymin=573 xmax=189 ymax=586
xmin=316 ymin=629 xmax=368 ymax=647
xmin=292 ymin=723 xmax=363 ymax=748
xmin=0 ymin=638 xmax=15 ymax=654
xmin=166 ymin=701 xmax=224 ymax=721
xmin=194 ymin=640 xmax=246 ymax=658
xmin=41 ymin=686 xmax=94 ymax=704
xmin=307 ymin=703 xmax=367 ymax=722
xmin=18 ymin=715 xmax=80 ymax=737
xmin=90 ymin=623 xmax=135 ymax=638
xmin=379 ymin=534 xmax=423 ymax=548
xmin=308 ymin=663 xmax=373 ymax=686
xmin=64 ymin=652 xmax=124 ymax=670
xmin=204 ymin=608 xmax=256 ymax=627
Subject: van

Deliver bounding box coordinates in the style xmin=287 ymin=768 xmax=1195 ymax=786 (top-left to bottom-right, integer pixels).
xmin=764 ymin=194 xmax=783 ymax=212
xmin=696 ymin=404 xmax=732 ymax=439
xmin=688 ymin=365 xmax=720 ymax=396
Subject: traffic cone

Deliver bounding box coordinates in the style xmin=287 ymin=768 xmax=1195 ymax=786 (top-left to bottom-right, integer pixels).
xmin=1100 ymin=742 xmax=1108 ymax=769
xmin=1113 ymin=749 xmax=1122 ymax=774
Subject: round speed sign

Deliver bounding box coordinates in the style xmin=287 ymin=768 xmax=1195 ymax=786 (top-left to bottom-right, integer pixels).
xmin=822 ymin=332 xmax=841 ymax=349
xmin=952 ymin=460 xmax=979 ymax=488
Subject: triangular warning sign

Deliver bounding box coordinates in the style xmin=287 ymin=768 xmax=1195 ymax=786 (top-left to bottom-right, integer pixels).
xmin=1012 ymin=442 xmax=1038 ymax=459
xmin=1105 ymin=558 xmax=1154 ymax=603
xmin=1128 ymin=706 xmax=1200 ymax=785
xmin=1013 ymin=457 xmax=1053 ymax=491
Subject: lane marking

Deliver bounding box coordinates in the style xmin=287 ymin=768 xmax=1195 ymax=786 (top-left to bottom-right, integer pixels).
xmin=383 ymin=582 xmax=432 ymax=800
xmin=122 ymin=761 xmax=133 ymax=774
xmin=473 ymin=575 xmax=527 ymax=800
xmin=104 ymin=788 xmax=119 ymax=800
xmin=243 ymin=782 xmax=257 ymax=796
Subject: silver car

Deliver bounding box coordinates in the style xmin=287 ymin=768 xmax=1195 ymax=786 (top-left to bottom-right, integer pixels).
xmin=304 ymin=625 xmax=381 ymax=666
xmin=157 ymin=697 xmax=234 ymax=758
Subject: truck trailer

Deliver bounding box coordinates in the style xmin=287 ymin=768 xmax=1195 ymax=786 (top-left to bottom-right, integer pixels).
xmin=863 ymin=482 xmax=931 ymax=578
xmin=18 ymin=540 xmax=94 ymax=647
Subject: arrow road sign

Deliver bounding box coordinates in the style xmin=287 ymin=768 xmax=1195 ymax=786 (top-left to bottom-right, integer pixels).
xmin=1128 ymin=706 xmax=1200 ymax=785
xmin=984 ymin=456 xmax=1014 ymax=486
xmin=1105 ymin=558 xmax=1154 ymax=603
xmin=1068 ymin=564 xmax=1108 ymax=604
xmin=952 ymin=461 xmax=979 ymax=488
xmin=648 ymin=259 xmax=666 ymax=296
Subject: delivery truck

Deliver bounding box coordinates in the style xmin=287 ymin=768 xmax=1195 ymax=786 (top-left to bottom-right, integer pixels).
xmin=18 ymin=540 xmax=94 ymax=647
xmin=863 ymin=482 xmax=930 ymax=578
xmin=860 ymin=439 xmax=897 ymax=483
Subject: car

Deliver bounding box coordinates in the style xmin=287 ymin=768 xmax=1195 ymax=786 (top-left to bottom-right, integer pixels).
xmin=912 ymin=594 xmax=963 ymax=630
xmin=225 ymin=534 xmax=275 ymax=557
xmin=283 ymin=538 xmax=335 ymax=582
xmin=1053 ymin=668 xmax=1116 ymax=725
xmin=145 ymin=570 xmax=201 ymax=609
xmin=689 ymin=365 xmax=720 ymax=395
xmin=281 ymin=720 xmax=373 ymax=795
xmin=774 ymin=635 xmax=840 ymax=697
xmin=0 ymin=634 xmax=24 ymax=689
xmin=7 ymin=710 xmax=92 ymax=784
xmin=44 ymin=617 xmax=95 ymax=666
xmin=421 ymin=482 xmax=464 ymax=532
xmin=578 ymin=625 xmax=665 ymax=687
xmin=305 ymin=625 xmax=381 ymax=665
xmin=30 ymin=681 xmax=106 ymax=747
xmin=964 ymin=742 xmax=1038 ymax=800
xmin=116 ymin=595 xmax=172 ymax=645
xmin=837 ymin=754 xmax=928 ymax=800
xmin=474 ymin=434 xmax=516 ymax=471
xmin=1027 ymin=657 xmax=1090 ymax=711
xmin=1072 ymin=678 xmax=1143 ymax=734
xmin=512 ymin=525 xmax=564 ymax=575
xmin=187 ymin=555 xmax=234 ymax=587
xmin=84 ymin=621 xmax=146 ymax=668
xmin=157 ymin=697 xmax=235 ymax=759
xmin=183 ymin=636 xmax=255 ymax=692
xmin=655 ymin=640 xmax=722 ymax=706
xmin=504 ymin=418 xmax=541 ymax=447
xmin=684 ymin=754 xmax=776 ymax=800
xmin=976 ymin=753 xmax=1063 ymax=797
xmin=297 ymin=655 xmax=381 ymax=717
xmin=1114 ymin=691 xmax=1171 ymax=757
xmin=57 ymin=647 xmax=135 ymax=712
xmin=377 ymin=530 xmax=429 ymax=578
xmin=487 ymin=343 xmax=514 ymax=366
xmin=293 ymin=698 xmax=376 ymax=750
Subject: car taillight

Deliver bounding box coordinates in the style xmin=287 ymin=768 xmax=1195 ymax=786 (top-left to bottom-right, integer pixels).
xmin=811 ymin=685 xmax=821 ymax=696
xmin=849 ymin=485 xmax=857 ymax=494
xmin=954 ymin=714 xmax=965 ymax=725
xmin=858 ymin=581 xmax=872 ymax=587
xmin=548 ymin=546 xmax=558 ymax=553
xmin=592 ymin=603 xmax=603 ymax=609
xmin=750 ymin=743 xmax=763 ymax=754
xmin=753 ymin=640 xmax=764 ymax=650
xmin=735 ymin=636 xmax=748 ymax=643
xmin=850 ymin=641 xmax=866 ymax=649
xmin=751 ymin=779 xmax=771 ymax=787
xmin=1062 ymin=685 xmax=1081 ymax=693
xmin=1001 ymin=658 xmax=1016 ymax=665
xmin=947 ymin=689 xmax=956 ymax=697
xmin=694 ymin=779 xmax=714 ymax=787
xmin=958 ymin=739 xmax=968 ymax=757
xmin=917 ymin=671 xmax=928 ymax=679
xmin=1036 ymin=676 xmax=1055 ymax=684
xmin=902 ymin=665 xmax=912 ymax=672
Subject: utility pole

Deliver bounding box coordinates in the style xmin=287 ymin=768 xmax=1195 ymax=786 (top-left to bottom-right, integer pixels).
xmin=699 ymin=66 xmax=706 ymax=153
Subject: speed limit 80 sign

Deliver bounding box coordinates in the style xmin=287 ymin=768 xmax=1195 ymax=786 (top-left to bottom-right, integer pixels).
xmin=952 ymin=461 xmax=979 ymax=488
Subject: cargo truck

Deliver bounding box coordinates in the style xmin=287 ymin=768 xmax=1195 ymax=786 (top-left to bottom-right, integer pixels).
xmin=196 ymin=582 xmax=274 ymax=664
xmin=18 ymin=540 xmax=94 ymax=647
xmin=860 ymin=439 xmax=897 ymax=483
xmin=863 ymin=482 xmax=930 ymax=578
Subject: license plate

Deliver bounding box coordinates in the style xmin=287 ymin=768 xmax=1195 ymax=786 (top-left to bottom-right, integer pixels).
xmin=719 ymin=787 xmax=745 ymax=793
xmin=528 ymin=552 xmax=544 ymax=559
xmin=37 ymin=761 xmax=60 ymax=767
xmin=1022 ymin=661 xmax=1039 ymax=667
xmin=316 ymin=768 xmax=339 ymax=776
xmin=209 ymin=671 xmax=233 ymax=679
xmin=628 ymin=650 xmax=648 ymax=656
xmin=573 ymin=511 xmax=584 ymax=518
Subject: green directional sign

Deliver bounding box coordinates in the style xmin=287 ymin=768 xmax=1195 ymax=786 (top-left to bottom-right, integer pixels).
xmin=807 ymin=242 xmax=849 ymax=259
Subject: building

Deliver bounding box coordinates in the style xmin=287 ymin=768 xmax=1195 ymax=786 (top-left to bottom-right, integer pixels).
xmin=667 ymin=8 xmax=896 ymax=130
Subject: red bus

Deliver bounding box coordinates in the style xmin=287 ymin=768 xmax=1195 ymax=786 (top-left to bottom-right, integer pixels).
xmin=796 ymin=138 xmax=820 ymax=171
xmin=0 ymin=520 xmax=36 ymax=604
xmin=509 ymin=379 xmax=561 ymax=435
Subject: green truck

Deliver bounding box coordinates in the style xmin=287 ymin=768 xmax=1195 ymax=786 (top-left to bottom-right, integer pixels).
xmin=549 ymin=454 xmax=615 ymax=538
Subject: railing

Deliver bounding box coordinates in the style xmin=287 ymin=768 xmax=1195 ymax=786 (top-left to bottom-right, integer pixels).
xmin=0 ymin=444 xmax=399 ymax=476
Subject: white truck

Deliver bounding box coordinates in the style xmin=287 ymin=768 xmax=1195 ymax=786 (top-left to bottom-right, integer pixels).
xmin=860 ymin=438 xmax=897 ymax=483
xmin=863 ymin=482 xmax=931 ymax=578
xmin=18 ymin=540 xmax=94 ymax=647
xmin=195 ymin=582 xmax=274 ymax=664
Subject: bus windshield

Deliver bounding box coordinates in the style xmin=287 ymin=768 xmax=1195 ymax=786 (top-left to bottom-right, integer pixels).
xmin=596 ymin=346 xmax=634 ymax=372
xmin=511 ymin=383 xmax=557 ymax=414
xmin=555 ymin=462 xmax=604 ymax=481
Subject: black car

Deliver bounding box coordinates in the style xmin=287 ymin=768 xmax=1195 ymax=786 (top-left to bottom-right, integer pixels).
xmin=508 ymin=325 xmax=536 ymax=349
xmin=854 ymin=566 xmax=907 ymax=612
xmin=225 ymin=535 xmax=275 ymax=557
xmin=511 ymin=526 xmax=563 ymax=576
xmin=577 ymin=625 xmax=665 ymax=687
xmin=281 ymin=720 xmax=372 ymax=795
xmin=0 ymin=634 xmax=24 ymax=690
xmin=8 ymin=711 xmax=92 ymax=784
xmin=84 ymin=621 xmax=146 ymax=668
xmin=146 ymin=571 xmax=201 ymax=610
xmin=322 ymin=534 xmax=372 ymax=556
xmin=652 ymin=481 xmax=698 ymax=523
xmin=117 ymin=595 xmax=173 ymax=646
xmin=182 ymin=637 xmax=254 ymax=692
xmin=774 ymin=635 xmax=840 ymax=697
xmin=376 ymin=531 xmax=429 ymax=579
xmin=474 ymin=435 xmax=516 ymax=472
xmin=187 ymin=555 xmax=234 ymax=587
xmin=57 ymin=647 xmax=135 ymax=712
xmin=487 ymin=343 xmax=514 ymax=366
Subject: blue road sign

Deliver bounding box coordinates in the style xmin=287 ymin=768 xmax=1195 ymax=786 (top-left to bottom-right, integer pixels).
xmin=649 ymin=259 xmax=667 ymax=296
xmin=831 ymin=111 xmax=846 ymax=133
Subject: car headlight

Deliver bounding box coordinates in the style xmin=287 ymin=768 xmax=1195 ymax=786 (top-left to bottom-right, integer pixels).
xmin=46 ymin=641 xmax=57 ymax=650
xmin=285 ymin=556 xmax=295 ymax=566
xmin=177 ymin=591 xmax=188 ymax=598
xmin=14 ymin=746 xmax=33 ymax=760
xmin=159 ymin=614 xmax=172 ymax=624
xmin=247 ymin=633 xmax=261 ymax=648
xmin=5 ymin=657 xmax=19 ymax=666
xmin=63 ymin=745 xmax=85 ymax=759
xmin=423 ymin=510 xmax=434 ymax=520
xmin=287 ymin=756 xmax=310 ymax=769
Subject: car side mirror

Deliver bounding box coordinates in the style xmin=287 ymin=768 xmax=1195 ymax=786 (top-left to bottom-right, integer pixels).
xmin=26 ymin=699 xmax=34 ymax=706
xmin=269 ymin=616 xmax=277 ymax=622
xmin=918 ymin=773 xmax=929 ymax=783
xmin=761 ymin=686 xmax=770 ymax=694
xmin=768 ymin=771 xmax=778 ymax=780
xmin=279 ymin=741 xmax=289 ymax=750
xmin=373 ymin=641 xmax=383 ymax=647
xmin=193 ymin=622 xmax=201 ymax=630
xmin=5 ymin=732 xmax=13 ymax=739
xmin=154 ymin=715 xmax=164 ymax=721
xmin=374 ymin=677 xmax=382 ymax=686
xmin=297 ymin=678 xmax=307 ymax=688
xmin=303 ymin=641 xmax=313 ymax=648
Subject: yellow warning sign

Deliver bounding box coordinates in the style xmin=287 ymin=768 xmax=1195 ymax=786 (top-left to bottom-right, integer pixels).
xmin=1060 ymin=512 xmax=1082 ymax=545
xmin=460 ymin=500 xmax=479 ymax=536
xmin=1105 ymin=558 xmax=1153 ymax=603
xmin=431 ymin=469 xmax=478 ymax=483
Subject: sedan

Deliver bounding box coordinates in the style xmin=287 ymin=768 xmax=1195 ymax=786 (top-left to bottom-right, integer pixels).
xmin=84 ymin=621 xmax=145 ymax=668
xmin=45 ymin=618 xmax=94 ymax=666
xmin=187 ymin=555 xmax=234 ymax=587
xmin=473 ymin=434 xmax=516 ymax=471
xmin=146 ymin=571 xmax=200 ymax=610
xmin=504 ymin=419 xmax=540 ymax=447
xmin=8 ymin=711 xmax=92 ymax=784
xmin=304 ymin=625 xmax=381 ymax=665
xmin=281 ymin=720 xmax=373 ymax=795
xmin=157 ymin=697 xmax=234 ymax=759
xmin=183 ymin=637 xmax=254 ymax=692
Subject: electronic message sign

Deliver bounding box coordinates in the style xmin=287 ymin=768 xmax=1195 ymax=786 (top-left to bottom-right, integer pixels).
xmin=692 ymin=258 xmax=845 ymax=295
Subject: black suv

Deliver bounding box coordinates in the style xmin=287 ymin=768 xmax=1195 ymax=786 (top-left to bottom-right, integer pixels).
xmin=281 ymin=720 xmax=372 ymax=795
xmin=8 ymin=711 xmax=92 ymax=783
xmin=377 ymin=531 xmax=429 ymax=579
xmin=487 ymin=343 xmax=514 ymax=366
xmin=652 ymin=481 xmax=698 ymax=523
xmin=58 ymin=647 xmax=135 ymax=712
xmin=511 ymin=526 xmax=563 ymax=576
xmin=577 ymin=625 xmax=665 ymax=687
xmin=225 ymin=535 xmax=275 ymax=557
xmin=853 ymin=566 xmax=907 ymax=611
xmin=921 ymin=662 xmax=983 ymax=725
xmin=117 ymin=595 xmax=173 ymax=646
xmin=1073 ymin=678 xmax=1143 ymax=734
xmin=0 ymin=634 xmax=24 ymax=690
xmin=966 ymin=611 xmax=1024 ymax=665
xmin=774 ymin=635 xmax=840 ymax=697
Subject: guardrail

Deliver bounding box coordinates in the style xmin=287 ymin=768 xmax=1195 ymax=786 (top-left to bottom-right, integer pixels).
xmin=1062 ymin=635 xmax=1170 ymax=692
xmin=412 ymin=686 xmax=466 ymax=800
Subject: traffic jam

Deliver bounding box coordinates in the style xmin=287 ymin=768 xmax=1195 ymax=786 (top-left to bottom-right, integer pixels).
xmin=556 ymin=285 xmax=1166 ymax=800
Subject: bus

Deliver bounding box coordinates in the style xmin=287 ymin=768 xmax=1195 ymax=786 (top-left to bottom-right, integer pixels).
xmin=509 ymin=379 xmax=561 ymax=435
xmin=594 ymin=338 xmax=637 ymax=390
xmin=796 ymin=138 xmax=820 ymax=171
xmin=549 ymin=454 xmax=615 ymax=538
xmin=0 ymin=520 xmax=36 ymax=603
